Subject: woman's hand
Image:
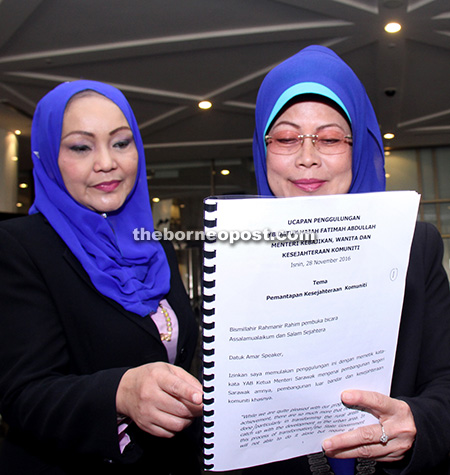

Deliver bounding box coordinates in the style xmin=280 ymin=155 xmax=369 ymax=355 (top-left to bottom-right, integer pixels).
xmin=322 ymin=390 xmax=416 ymax=462
xmin=116 ymin=362 xmax=203 ymax=438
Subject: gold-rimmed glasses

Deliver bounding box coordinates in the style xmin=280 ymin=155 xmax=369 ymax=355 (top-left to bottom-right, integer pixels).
xmin=265 ymin=131 xmax=352 ymax=155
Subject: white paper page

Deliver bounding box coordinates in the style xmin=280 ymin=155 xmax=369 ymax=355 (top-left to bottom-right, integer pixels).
xmin=202 ymin=191 xmax=420 ymax=472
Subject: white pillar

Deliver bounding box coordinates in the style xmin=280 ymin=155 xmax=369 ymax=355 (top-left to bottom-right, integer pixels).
xmin=0 ymin=129 xmax=18 ymax=213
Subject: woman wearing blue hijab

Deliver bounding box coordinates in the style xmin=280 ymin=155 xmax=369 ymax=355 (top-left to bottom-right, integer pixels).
xmin=0 ymin=80 xmax=203 ymax=474
xmin=247 ymin=46 xmax=450 ymax=474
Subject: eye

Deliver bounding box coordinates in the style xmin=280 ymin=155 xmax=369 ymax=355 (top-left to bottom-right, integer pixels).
xmin=274 ymin=132 xmax=299 ymax=145
xmin=113 ymin=138 xmax=133 ymax=149
xmin=319 ymin=138 xmax=341 ymax=145
xmin=69 ymin=144 xmax=91 ymax=153
xmin=317 ymin=134 xmax=343 ymax=146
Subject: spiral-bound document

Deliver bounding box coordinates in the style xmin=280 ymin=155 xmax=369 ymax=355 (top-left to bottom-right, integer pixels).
xmin=202 ymin=191 xmax=420 ymax=472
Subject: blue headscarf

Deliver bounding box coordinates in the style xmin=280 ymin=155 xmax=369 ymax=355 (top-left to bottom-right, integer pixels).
xmin=29 ymin=80 xmax=170 ymax=317
xmin=253 ymin=45 xmax=385 ymax=195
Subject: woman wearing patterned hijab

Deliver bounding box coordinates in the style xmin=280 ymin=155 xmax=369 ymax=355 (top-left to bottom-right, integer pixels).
xmin=0 ymin=80 xmax=202 ymax=474
xmin=247 ymin=46 xmax=450 ymax=474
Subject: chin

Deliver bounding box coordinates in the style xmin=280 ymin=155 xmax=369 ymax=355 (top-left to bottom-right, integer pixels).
xmin=288 ymin=188 xmax=328 ymax=198
xmin=89 ymin=200 xmax=126 ymax=214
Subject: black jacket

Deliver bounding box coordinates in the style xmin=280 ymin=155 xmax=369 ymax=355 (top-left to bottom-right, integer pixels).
xmin=0 ymin=213 xmax=201 ymax=474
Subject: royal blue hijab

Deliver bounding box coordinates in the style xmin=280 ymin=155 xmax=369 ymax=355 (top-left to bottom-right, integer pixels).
xmin=253 ymin=45 xmax=385 ymax=195
xmin=29 ymin=80 xmax=170 ymax=317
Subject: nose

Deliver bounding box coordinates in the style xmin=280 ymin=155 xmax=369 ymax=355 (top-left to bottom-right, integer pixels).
xmin=294 ymin=138 xmax=321 ymax=168
xmin=93 ymin=146 xmax=117 ymax=172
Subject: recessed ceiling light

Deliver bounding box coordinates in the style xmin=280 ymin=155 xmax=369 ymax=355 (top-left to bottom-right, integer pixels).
xmin=14 ymin=129 xmax=21 ymax=135
xmin=384 ymin=133 xmax=395 ymax=140
xmin=385 ymin=173 xmax=391 ymax=178
xmin=19 ymin=183 xmax=28 ymax=189
xmin=198 ymin=100 xmax=212 ymax=110
xmin=220 ymin=169 xmax=230 ymax=176
xmin=385 ymin=22 xmax=401 ymax=33
xmin=152 ymin=197 xmax=160 ymax=203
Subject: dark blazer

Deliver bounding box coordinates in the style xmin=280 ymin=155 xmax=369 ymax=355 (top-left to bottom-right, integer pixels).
xmin=244 ymin=222 xmax=450 ymax=475
xmin=0 ymin=213 xmax=201 ymax=474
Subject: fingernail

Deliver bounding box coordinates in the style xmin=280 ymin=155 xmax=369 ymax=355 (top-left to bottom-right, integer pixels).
xmin=193 ymin=393 xmax=203 ymax=405
xmin=342 ymin=390 xmax=355 ymax=403
xmin=322 ymin=440 xmax=332 ymax=450
xmin=342 ymin=390 xmax=352 ymax=399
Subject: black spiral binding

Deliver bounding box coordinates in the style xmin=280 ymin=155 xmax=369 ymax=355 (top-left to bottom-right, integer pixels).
xmin=202 ymin=199 xmax=218 ymax=470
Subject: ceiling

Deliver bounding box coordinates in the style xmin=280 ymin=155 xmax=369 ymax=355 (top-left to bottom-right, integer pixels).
xmin=0 ymin=0 xmax=449 ymax=212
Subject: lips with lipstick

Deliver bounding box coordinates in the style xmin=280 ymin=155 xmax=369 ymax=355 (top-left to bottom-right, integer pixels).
xmin=291 ymin=179 xmax=326 ymax=192
xmin=93 ymin=180 xmax=121 ymax=192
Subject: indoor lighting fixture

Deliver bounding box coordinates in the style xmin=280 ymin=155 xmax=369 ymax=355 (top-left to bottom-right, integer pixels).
xmin=152 ymin=197 xmax=160 ymax=203
xmin=198 ymin=100 xmax=212 ymax=110
xmin=383 ymin=133 xmax=395 ymax=140
xmin=220 ymin=169 xmax=230 ymax=176
xmin=16 ymin=202 xmax=23 ymax=208
xmin=14 ymin=129 xmax=21 ymax=135
xmin=19 ymin=183 xmax=28 ymax=189
xmin=384 ymin=22 xmax=401 ymax=33
xmin=385 ymin=173 xmax=391 ymax=179
xmin=11 ymin=156 xmax=18 ymax=161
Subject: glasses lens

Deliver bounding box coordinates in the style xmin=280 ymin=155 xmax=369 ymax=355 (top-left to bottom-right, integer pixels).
xmin=315 ymin=132 xmax=350 ymax=155
xmin=266 ymin=131 xmax=301 ymax=155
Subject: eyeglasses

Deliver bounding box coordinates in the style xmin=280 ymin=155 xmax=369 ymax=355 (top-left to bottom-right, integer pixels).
xmin=265 ymin=130 xmax=352 ymax=156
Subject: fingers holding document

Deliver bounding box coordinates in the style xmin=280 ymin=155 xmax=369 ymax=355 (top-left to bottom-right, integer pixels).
xmin=322 ymin=389 xmax=416 ymax=462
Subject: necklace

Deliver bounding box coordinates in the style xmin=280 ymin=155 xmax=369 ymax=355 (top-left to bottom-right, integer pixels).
xmin=159 ymin=304 xmax=172 ymax=342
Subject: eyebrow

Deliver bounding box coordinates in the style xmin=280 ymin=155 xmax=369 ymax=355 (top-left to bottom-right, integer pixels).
xmin=61 ymin=126 xmax=132 ymax=141
xmin=271 ymin=121 xmax=347 ymax=132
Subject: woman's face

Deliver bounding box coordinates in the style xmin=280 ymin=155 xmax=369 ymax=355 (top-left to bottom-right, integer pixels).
xmin=58 ymin=93 xmax=138 ymax=213
xmin=266 ymin=100 xmax=352 ymax=197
